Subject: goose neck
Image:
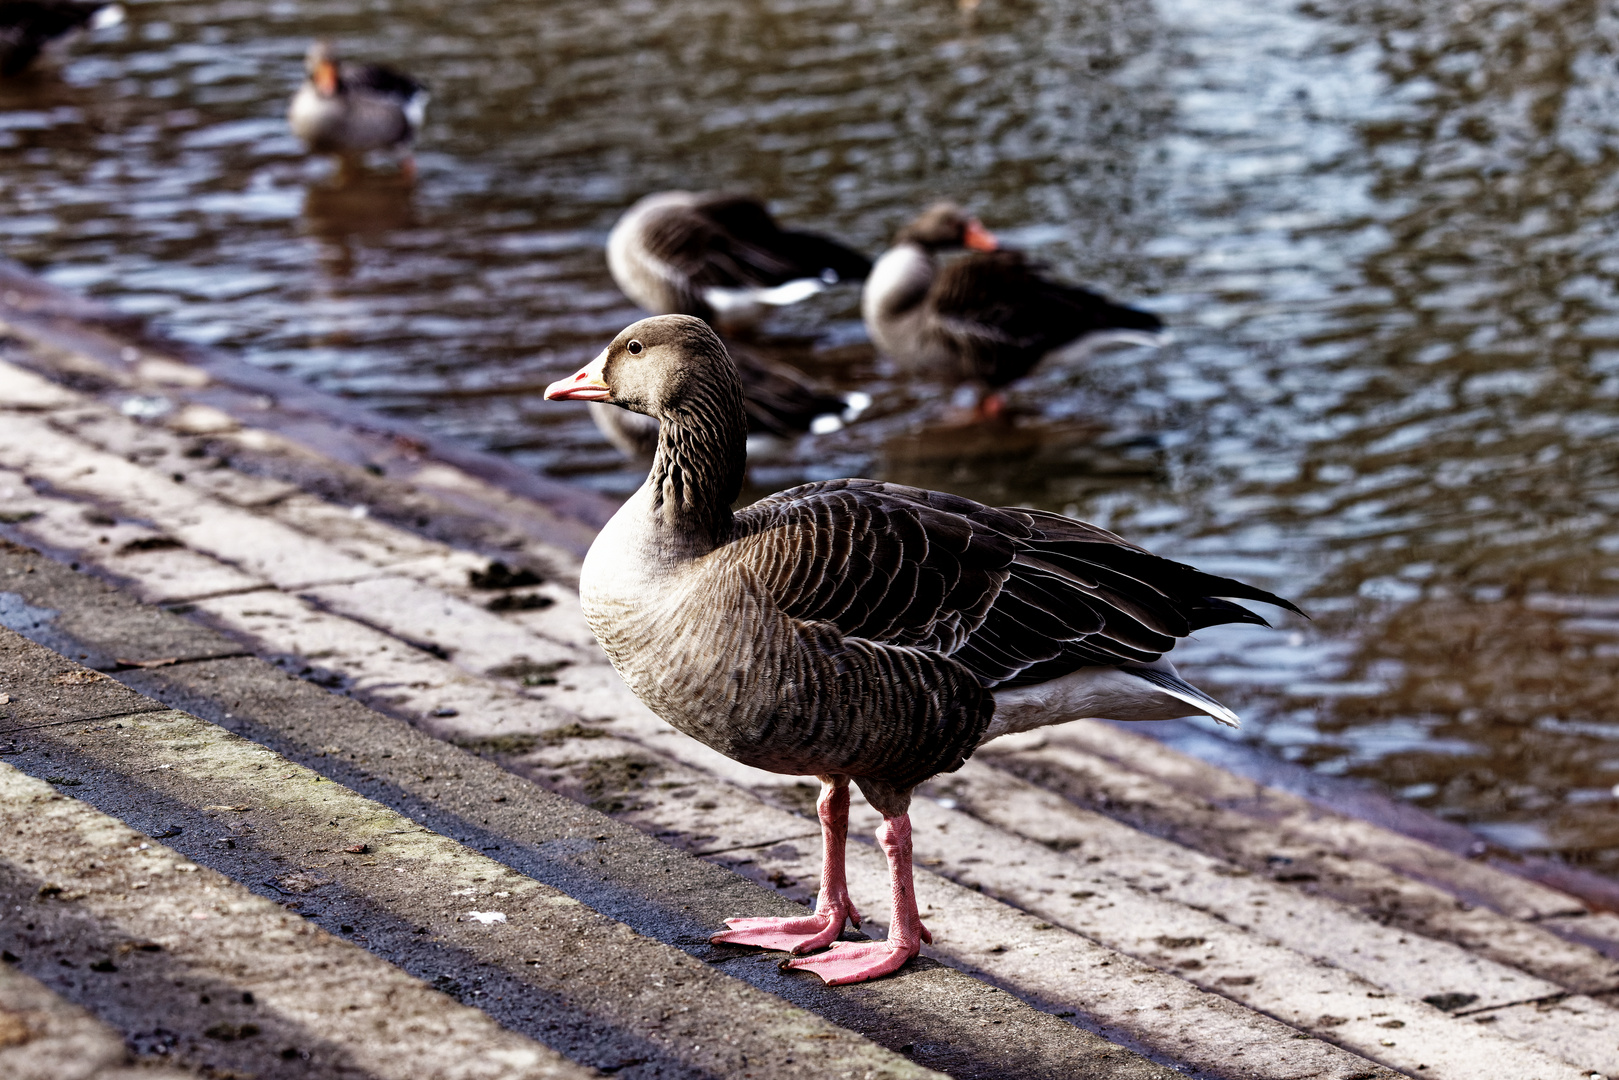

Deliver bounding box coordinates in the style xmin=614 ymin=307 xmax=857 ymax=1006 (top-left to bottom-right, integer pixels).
xmin=643 ymin=390 xmax=747 ymax=551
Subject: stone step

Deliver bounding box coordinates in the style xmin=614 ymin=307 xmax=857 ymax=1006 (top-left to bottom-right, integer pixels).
xmin=980 ymin=734 xmax=1619 ymax=995
xmin=0 ymin=763 xmax=597 ymax=1080
xmin=1045 ymin=719 xmax=1600 ymax=922
xmin=907 ymin=762 xmax=1619 ymax=1079
xmin=0 ymin=960 xmax=193 ymax=1080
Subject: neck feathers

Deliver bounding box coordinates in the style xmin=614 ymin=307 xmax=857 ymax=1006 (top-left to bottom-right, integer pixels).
xmin=647 ymin=363 xmax=747 ymax=549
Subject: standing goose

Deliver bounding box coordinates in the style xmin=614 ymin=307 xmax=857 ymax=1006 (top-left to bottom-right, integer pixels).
xmin=0 ymin=0 xmax=122 ymax=76
xmin=863 ymin=202 xmax=1164 ymax=415
xmin=607 ymin=191 xmax=873 ymax=328
xmin=546 ymin=316 xmax=1302 ymax=985
xmin=288 ymin=40 xmax=427 ymax=177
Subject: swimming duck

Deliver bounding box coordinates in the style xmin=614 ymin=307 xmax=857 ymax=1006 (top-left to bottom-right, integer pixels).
xmin=288 ymin=40 xmax=427 ymax=177
xmin=546 ymin=315 xmax=1300 ymax=984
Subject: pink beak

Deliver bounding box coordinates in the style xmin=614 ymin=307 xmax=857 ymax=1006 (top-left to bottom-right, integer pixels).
xmin=544 ymin=352 xmax=611 ymax=402
xmin=963 ymin=219 xmax=999 ymax=252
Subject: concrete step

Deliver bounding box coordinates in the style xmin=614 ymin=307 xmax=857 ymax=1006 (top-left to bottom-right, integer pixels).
xmin=979 ymin=733 xmax=1619 ymax=993
xmin=0 ymin=960 xmax=193 ymax=1080
xmin=1033 ymin=719 xmax=1596 ymax=922
xmin=0 ymin=751 xmax=598 ymax=1080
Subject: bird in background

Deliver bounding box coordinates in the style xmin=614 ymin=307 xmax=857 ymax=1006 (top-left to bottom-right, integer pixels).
xmin=593 ymin=190 xmax=875 ymax=457
xmin=0 ymin=0 xmax=122 ymax=77
xmin=607 ymin=190 xmax=873 ymax=331
xmin=288 ymin=40 xmax=428 ymax=182
xmin=546 ymin=315 xmax=1301 ymax=984
xmin=863 ymin=201 xmax=1165 ymax=419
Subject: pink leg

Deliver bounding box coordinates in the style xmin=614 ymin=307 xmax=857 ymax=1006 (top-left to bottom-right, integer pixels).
xmin=711 ymin=777 xmax=862 ymax=954
xmin=782 ymin=813 xmax=931 ymax=985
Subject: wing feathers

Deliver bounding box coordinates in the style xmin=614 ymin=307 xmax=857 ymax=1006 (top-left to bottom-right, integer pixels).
xmin=729 ymin=479 xmax=1297 ymax=691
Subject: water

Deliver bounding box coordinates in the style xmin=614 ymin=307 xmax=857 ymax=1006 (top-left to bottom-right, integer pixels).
xmin=4 ymin=0 xmax=1619 ymax=877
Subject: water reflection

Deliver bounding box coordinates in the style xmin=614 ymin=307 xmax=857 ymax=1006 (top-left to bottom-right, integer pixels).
xmin=2 ymin=0 xmax=1618 ymax=875
xmin=300 ymin=170 xmax=417 ymax=279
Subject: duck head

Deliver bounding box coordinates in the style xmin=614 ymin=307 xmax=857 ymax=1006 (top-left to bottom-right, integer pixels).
xmin=306 ymin=40 xmax=340 ymax=97
xmin=895 ymin=202 xmax=999 ymax=252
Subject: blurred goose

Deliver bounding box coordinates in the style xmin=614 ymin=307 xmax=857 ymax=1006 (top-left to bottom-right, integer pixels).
xmin=607 ymin=191 xmax=872 ymax=328
xmin=587 ymin=342 xmax=865 ymax=458
xmin=546 ymin=315 xmax=1300 ymax=984
xmin=288 ymin=40 xmax=427 ymax=176
xmin=0 ymin=0 xmax=122 ymax=76
xmin=863 ymin=202 xmax=1164 ymax=415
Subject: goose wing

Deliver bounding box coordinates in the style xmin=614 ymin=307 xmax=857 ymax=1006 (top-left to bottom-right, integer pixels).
xmin=730 ymin=478 xmax=1299 ymax=689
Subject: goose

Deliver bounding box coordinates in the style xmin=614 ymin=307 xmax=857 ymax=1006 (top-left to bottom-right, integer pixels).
xmin=862 ymin=202 xmax=1164 ymax=416
xmin=546 ymin=315 xmax=1302 ymax=985
xmin=606 ymin=191 xmax=873 ymax=329
xmin=0 ymin=0 xmax=122 ymax=76
xmin=288 ymin=41 xmax=427 ymax=177
xmin=586 ymin=341 xmax=865 ymax=458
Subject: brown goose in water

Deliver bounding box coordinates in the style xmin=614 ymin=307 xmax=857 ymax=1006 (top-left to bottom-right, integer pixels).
xmin=607 ymin=191 xmax=873 ymax=328
xmin=862 ymin=202 xmax=1164 ymax=415
xmin=0 ymin=0 xmax=122 ymax=76
xmin=288 ymin=41 xmax=427 ymax=177
xmin=546 ymin=315 xmax=1301 ymax=984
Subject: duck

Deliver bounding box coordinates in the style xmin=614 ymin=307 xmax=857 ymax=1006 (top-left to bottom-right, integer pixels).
xmin=862 ymin=202 xmax=1164 ymax=416
xmin=586 ymin=341 xmax=865 ymax=459
xmin=0 ymin=1 xmax=122 ymax=76
xmin=606 ymin=191 xmax=873 ymax=329
xmin=545 ymin=315 xmax=1301 ymax=985
xmin=288 ymin=40 xmax=427 ymax=178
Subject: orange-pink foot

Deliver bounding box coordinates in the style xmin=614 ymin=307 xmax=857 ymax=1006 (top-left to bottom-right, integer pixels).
xmin=782 ymin=940 xmax=921 ymax=985
xmin=710 ymin=908 xmax=857 ymax=955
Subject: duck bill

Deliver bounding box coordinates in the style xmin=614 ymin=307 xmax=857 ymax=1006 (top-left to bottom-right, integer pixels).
xmin=545 ymin=350 xmax=612 ymax=402
xmin=314 ymin=59 xmax=339 ymax=96
xmin=963 ymin=219 xmax=999 ymax=252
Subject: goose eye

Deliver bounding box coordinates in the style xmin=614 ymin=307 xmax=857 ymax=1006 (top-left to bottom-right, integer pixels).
xmin=626 ymin=340 xmax=643 ymax=355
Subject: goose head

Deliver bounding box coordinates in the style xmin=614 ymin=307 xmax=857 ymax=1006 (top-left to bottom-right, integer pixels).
xmin=305 ymin=40 xmax=340 ymax=97
xmin=895 ymin=201 xmax=999 ymax=252
xmin=544 ymin=315 xmax=740 ymax=424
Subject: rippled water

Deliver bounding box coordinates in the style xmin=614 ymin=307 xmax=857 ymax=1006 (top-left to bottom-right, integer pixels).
xmin=4 ymin=0 xmax=1619 ymax=875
